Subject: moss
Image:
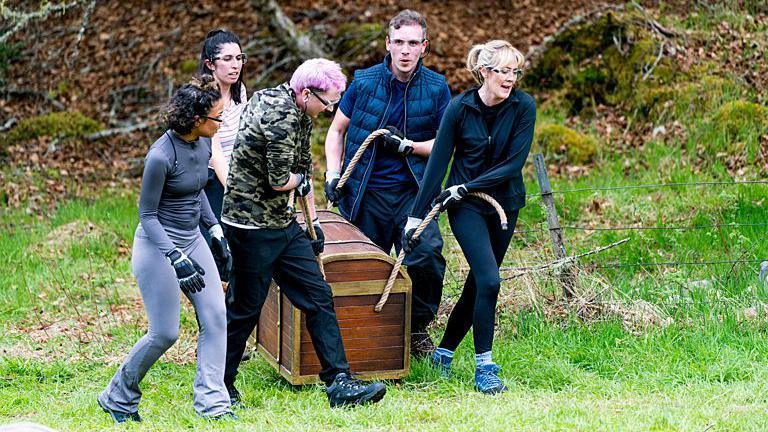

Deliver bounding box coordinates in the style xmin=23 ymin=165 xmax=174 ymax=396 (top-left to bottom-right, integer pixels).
xmin=527 ymin=13 xmax=624 ymax=92
xmin=535 ymin=124 xmax=599 ymax=164
xmin=527 ymin=11 xmax=679 ymax=118
xmin=629 ymin=75 xmax=733 ymax=122
xmin=180 ymin=59 xmax=198 ymax=75
xmin=47 ymin=80 xmax=70 ymax=100
xmin=4 ymin=111 xmax=102 ymax=143
xmin=712 ymin=100 xmax=768 ymax=136
xmin=336 ymin=23 xmax=384 ymax=57
xmin=0 ymin=43 xmax=22 ymax=86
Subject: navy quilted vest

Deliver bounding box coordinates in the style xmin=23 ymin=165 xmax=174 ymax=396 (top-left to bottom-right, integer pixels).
xmin=339 ymin=56 xmax=449 ymax=221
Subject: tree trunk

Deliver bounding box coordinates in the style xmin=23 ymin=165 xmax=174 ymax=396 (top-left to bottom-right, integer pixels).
xmin=250 ymin=0 xmax=327 ymax=61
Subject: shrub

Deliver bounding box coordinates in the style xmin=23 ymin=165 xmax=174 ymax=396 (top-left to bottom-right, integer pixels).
xmin=712 ymin=100 xmax=768 ymax=136
xmin=535 ymin=124 xmax=599 ymax=164
xmin=179 ymin=58 xmax=198 ymax=75
xmin=4 ymin=111 xmax=102 ymax=142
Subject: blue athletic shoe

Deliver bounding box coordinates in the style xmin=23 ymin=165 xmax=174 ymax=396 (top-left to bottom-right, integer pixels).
xmin=431 ymin=350 xmax=452 ymax=377
xmin=474 ymin=363 xmax=507 ymax=395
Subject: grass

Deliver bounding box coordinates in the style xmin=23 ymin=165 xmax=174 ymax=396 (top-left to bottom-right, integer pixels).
xmin=2 ymin=2 xmax=768 ymax=431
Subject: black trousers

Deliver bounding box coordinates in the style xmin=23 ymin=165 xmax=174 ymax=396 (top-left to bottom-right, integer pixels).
xmin=200 ymin=168 xmax=225 ymax=245
xmin=223 ymin=221 xmax=350 ymax=386
xmin=354 ymin=186 xmax=446 ymax=332
xmin=439 ymin=203 xmax=519 ymax=354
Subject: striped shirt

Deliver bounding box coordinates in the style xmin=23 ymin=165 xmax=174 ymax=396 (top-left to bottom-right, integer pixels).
xmin=209 ymin=83 xmax=247 ymax=168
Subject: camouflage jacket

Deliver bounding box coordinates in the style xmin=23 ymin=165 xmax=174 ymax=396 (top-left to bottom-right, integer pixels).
xmin=221 ymin=83 xmax=313 ymax=229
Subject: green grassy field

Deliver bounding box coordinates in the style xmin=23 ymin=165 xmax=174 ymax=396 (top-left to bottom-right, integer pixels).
xmin=2 ymin=2 xmax=768 ymax=431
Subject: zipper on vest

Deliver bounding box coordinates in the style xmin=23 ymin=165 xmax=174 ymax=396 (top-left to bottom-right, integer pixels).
xmin=402 ymin=75 xmax=419 ymax=185
xmin=352 ymin=90 xmax=394 ymax=219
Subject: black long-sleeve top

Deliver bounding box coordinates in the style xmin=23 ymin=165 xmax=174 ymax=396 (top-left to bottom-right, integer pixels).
xmin=409 ymin=87 xmax=536 ymax=218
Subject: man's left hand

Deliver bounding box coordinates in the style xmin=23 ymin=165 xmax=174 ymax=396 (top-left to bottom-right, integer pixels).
xmin=379 ymin=126 xmax=414 ymax=156
xmin=305 ymin=219 xmax=325 ymax=256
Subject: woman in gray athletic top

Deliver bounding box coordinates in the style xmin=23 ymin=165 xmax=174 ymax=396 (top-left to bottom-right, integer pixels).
xmin=98 ymin=75 xmax=235 ymax=423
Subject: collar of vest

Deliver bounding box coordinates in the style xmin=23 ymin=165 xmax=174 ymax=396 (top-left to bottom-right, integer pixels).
xmin=460 ymin=86 xmax=520 ymax=111
xmin=380 ymin=54 xmax=424 ymax=85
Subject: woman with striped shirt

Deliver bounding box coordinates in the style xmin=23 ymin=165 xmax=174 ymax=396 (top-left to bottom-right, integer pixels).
xmin=197 ymin=29 xmax=248 ymax=266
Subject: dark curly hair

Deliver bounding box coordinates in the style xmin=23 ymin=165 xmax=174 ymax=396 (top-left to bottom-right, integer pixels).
xmin=198 ymin=29 xmax=245 ymax=104
xmin=165 ymin=75 xmax=221 ymax=135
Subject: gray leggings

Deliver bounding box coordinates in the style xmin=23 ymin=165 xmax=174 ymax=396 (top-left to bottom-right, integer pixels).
xmin=99 ymin=224 xmax=231 ymax=416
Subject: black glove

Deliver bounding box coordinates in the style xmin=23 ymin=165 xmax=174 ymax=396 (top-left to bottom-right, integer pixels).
xmin=305 ymin=219 xmax=325 ymax=256
xmin=378 ymin=126 xmax=414 ymax=156
xmin=295 ymin=172 xmax=312 ymax=197
xmin=401 ymin=217 xmax=423 ymax=254
xmin=324 ymin=171 xmax=344 ymax=206
xmin=208 ymin=224 xmax=232 ymax=282
xmin=433 ymin=184 xmax=468 ymax=210
xmin=166 ymin=248 xmax=205 ymax=294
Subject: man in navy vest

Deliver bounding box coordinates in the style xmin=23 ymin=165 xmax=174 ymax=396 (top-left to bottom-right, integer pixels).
xmin=324 ymin=9 xmax=451 ymax=358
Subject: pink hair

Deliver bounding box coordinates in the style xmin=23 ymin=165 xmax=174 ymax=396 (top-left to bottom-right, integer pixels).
xmin=290 ymin=58 xmax=347 ymax=94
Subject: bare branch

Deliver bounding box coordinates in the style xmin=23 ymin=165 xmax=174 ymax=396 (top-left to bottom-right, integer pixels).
xmin=525 ymin=4 xmax=626 ymax=67
xmin=1 ymin=88 xmax=66 ymax=110
xmin=249 ymin=0 xmax=327 ymax=60
xmin=86 ymin=121 xmax=158 ymax=141
xmin=68 ymin=0 xmax=97 ymax=68
xmin=0 ymin=1 xmax=81 ymax=44
xmin=0 ymin=117 xmax=17 ymax=132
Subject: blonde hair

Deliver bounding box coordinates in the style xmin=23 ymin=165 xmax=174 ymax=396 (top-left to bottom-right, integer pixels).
xmin=466 ymin=40 xmax=524 ymax=85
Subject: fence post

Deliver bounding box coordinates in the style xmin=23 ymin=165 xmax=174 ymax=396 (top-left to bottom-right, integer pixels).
xmin=532 ymin=153 xmax=576 ymax=297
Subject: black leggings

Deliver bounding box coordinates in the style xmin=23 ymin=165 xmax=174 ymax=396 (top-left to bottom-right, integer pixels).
xmin=438 ymin=203 xmax=518 ymax=354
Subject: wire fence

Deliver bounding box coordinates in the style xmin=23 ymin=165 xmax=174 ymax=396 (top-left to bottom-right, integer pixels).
xmin=523 ymin=179 xmax=768 ymax=198
xmin=435 ymin=167 xmax=768 ymax=316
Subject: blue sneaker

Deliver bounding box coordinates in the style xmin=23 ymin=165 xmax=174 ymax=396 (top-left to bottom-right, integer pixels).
xmin=431 ymin=350 xmax=452 ymax=377
xmin=475 ymin=363 xmax=507 ymax=395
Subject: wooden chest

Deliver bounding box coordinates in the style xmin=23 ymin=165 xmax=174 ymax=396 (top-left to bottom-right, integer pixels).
xmin=254 ymin=210 xmax=412 ymax=385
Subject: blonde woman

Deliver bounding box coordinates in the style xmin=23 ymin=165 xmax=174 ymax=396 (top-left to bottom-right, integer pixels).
xmin=404 ymin=40 xmax=536 ymax=394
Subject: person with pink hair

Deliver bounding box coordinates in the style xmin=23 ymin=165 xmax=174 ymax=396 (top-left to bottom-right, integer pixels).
xmin=219 ymin=58 xmax=386 ymax=408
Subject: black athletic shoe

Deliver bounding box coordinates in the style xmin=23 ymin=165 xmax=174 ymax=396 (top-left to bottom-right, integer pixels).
xmin=97 ymin=397 xmax=141 ymax=424
xmin=204 ymin=411 xmax=238 ymax=421
xmin=325 ymin=373 xmax=386 ymax=408
xmin=226 ymin=382 xmax=242 ymax=407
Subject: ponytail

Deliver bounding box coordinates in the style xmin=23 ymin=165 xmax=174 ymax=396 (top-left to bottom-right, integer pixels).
xmin=465 ymin=40 xmax=525 ymax=85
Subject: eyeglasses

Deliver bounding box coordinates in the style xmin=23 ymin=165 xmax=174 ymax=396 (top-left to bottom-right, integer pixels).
xmin=489 ymin=67 xmax=524 ymax=80
xmin=309 ymin=88 xmax=340 ymax=109
xmin=201 ymin=115 xmax=223 ymax=123
xmin=212 ymin=53 xmax=248 ymax=64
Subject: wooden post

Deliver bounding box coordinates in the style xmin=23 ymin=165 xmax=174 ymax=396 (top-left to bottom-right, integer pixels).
xmin=533 ymin=153 xmax=576 ymax=297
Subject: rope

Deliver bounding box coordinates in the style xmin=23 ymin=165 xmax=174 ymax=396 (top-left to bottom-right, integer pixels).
xmin=328 ymin=129 xmax=390 ymax=209
xmin=298 ymin=194 xmax=324 ymax=276
xmin=374 ymin=192 xmax=507 ymax=312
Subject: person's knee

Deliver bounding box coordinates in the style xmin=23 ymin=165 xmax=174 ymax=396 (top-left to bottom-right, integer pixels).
xmin=477 ymin=274 xmax=501 ymax=298
xmin=199 ymin=307 xmax=227 ymax=337
xmin=150 ymin=327 xmax=179 ymax=349
xmin=304 ymin=285 xmax=335 ymax=315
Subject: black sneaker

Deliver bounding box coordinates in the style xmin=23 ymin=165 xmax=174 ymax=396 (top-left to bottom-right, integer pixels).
xmin=97 ymin=397 xmax=141 ymax=424
xmin=204 ymin=411 xmax=238 ymax=421
xmin=226 ymin=382 xmax=243 ymax=408
xmin=325 ymin=373 xmax=386 ymax=408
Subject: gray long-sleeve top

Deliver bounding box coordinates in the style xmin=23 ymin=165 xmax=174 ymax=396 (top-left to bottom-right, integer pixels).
xmin=138 ymin=130 xmax=217 ymax=254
